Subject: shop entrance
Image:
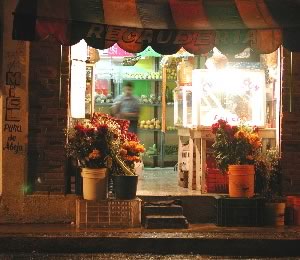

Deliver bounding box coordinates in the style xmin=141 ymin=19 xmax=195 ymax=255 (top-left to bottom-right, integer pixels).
xmin=69 ymin=42 xmax=281 ymax=196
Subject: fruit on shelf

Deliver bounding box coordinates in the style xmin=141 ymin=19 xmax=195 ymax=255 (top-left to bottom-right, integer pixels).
xmin=123 ymin=70 xmax=177 ymax=80
xmin=149 ymin=94 xmax=156 ymax=103
xmin=139 ymin=118 xmax=161 ymax=130
xmin=139 ymin=119 xmax=175 ymax=131
xmin=166 ymin=68 xmax=177 ymax=80
xmin=94 ymin=93 xmax=113 ymax=103
xmin=167 ymin=126 xmax=177 ymax=131
xmin=124 ymin=71 xmax=162 ymax=80
xmin=139 ymin=94 xmax=161 ymax=104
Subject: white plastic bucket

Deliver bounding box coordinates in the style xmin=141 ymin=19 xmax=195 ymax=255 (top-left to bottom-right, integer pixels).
xmin=81 ymin=168 xmax=108 ymax=201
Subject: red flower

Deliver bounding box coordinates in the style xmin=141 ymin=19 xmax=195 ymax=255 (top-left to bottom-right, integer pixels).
xmin=212 ymin=119 xmax=230 ymax=134
xmin=211 ymin=122 xmax=220 ymax=134
xmin=231 ymin=126 xmax=238 ymax=133
xmin=218 ymin=119 xmax=228 ymax=128
xmin=115 ymin=118 xmax=130 ymax=134
xmin=253 ymin=125 xmax=259 ymax=133
xmin=74 ymin=123 xmax=85 ymax=132
xmin=74 ymin=123 xmax=95 ymax=135
xmin=126 ymin=132 xmax=139 ymax=142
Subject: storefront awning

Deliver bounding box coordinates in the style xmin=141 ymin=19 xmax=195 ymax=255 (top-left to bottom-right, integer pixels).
xmin=12 ymin=0 xmax=300 ymax=55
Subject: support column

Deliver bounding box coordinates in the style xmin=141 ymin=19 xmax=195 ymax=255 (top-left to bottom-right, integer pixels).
xmin=0 ymin=0 xmax=29 ymax=221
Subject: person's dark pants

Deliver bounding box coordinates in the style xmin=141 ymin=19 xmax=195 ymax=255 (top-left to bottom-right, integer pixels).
xmin=128 ymin=120 xmax=138 ymax=134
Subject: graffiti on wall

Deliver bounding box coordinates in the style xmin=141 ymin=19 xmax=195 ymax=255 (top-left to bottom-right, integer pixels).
xmin=2 ymin=41 xmax=25 ymax=154
xmin=5 ymin=74 xmax=21 ymax=122
xmin=3 ymin=122 xmax=23 ymax=154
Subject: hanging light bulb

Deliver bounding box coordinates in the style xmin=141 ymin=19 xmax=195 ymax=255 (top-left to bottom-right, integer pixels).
xmin=205 ymin=48 xmax=228 ymax=70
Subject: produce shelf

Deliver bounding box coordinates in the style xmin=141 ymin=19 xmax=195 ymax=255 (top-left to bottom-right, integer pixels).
xmin=123 ymin=78 xmax=176 ymax=81
xmin=140 ymin=103 xmax=174 ymax=106
xmin=95 ymin=103 xmax=114 ymax=106
xmin=138 ymin=129 xmax=161 ymax=132
xmin=138 ymin=129 xmax=177 ymax=133
xmin=146 ymin=154 xmax=160 ymax=157
xmin=140 ymin=103 xmax=161 ymax=107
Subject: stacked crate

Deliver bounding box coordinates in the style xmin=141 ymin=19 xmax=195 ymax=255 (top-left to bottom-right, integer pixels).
xmin=76 ymin=198 xmax=141 ymax=228
xmin=178 ymin=143 xmax=199 ymax=190
xmin=178 ymin=169 xmax=188 ymax=188
xmin=206 ymin=168 xmax=228 ymax=193
xmin=215 ymin=196 xmax=265 ymax=227
xmin=178 ymin=147 xmax=189 ymax=188
xmin=178 ymin=142 xmax=228 ymax=193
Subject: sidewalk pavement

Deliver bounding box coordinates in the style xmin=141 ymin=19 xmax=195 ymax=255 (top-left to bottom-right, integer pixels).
xmin=0 ymin=224 xmax=299 ymax=257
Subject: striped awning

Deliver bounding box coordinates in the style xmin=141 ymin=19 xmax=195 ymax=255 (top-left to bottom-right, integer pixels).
xmin=13 ymin=0 xmax=300 ymax=55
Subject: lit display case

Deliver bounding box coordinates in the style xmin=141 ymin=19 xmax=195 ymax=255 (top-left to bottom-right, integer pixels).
xmin=192 ymin=69 xmax=266 ymax=127
xmin=174 ymin=86 xmax=193 ymax=128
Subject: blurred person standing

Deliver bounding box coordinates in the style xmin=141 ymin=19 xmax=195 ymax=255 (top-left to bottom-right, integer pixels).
xmin=112 ymin=82 xmax=140 ymax=133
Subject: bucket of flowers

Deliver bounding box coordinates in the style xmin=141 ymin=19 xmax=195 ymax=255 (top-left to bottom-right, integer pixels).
xmin=255 ymin=149 xmax=285 ymax=225
xmin=211 ymin=119 xmax=262 ymax=198
xmin=66 ymin=113 xmax=144 ymax=201
xmin=92 ymin=113 xmax=145 ymax=200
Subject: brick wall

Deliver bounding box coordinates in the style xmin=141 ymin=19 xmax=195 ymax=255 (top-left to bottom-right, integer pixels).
xmin=0 ymin=1 xmax=3 ymax=79
xmin=28 ymin=40 xmax=70 ymax=194
xmin=281 ymin=49 xmax=300 ymax=194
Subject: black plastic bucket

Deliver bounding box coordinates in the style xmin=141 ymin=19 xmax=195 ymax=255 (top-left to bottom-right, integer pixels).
xmin=114 ymin=175 xmax=138 ymax=200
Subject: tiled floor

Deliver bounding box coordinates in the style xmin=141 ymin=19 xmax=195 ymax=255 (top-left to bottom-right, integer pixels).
xmin=137 ymin=167 xmax=203 ymax=196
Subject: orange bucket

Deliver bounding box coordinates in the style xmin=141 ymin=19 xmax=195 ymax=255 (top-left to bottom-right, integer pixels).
xmin=285 ymin=196 xmax=297 ymax=225
xmin=294 ymin=197 xmax=300 ymax=225
xmin=265 ymin=202 xmax=286 ymax=226
xmin=228 ymin=165 xmax=255 ymax=198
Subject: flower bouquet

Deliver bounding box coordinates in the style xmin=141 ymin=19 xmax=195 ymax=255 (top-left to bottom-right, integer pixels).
xmin=66 ymin=114 xmax=144 ymax=173
xmin=211 ymin=119 xmax=262 ymax=197
xmin=211 ymin=119 xmax=262 ymax=173
xmin=255 ymin=148 xmax=282 ymax=201
xmin=66 ymin=113 xmax=145 ymax=200
xmin=90 ymin=113 xmax=145 ymax=176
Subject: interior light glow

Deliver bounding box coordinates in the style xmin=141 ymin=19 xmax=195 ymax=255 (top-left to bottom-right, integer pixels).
xmin=70 ymin=40 xmax=88 ymax=118
xmin=71 ymin=60 xmax=86 ymax=118
xmin=71 ymin=40 xmax=87 ymax=61
xmin=192 ymin=69 xmax=266 ymax=127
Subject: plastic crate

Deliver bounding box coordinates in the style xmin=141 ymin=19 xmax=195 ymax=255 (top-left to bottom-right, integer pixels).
xmin=215 ymin=196 xmax=265 ymax=227
xmin=76 ymin=198 xmax=141 ymax=228
xmin=206 ymin=168 xmax=228 ymax=193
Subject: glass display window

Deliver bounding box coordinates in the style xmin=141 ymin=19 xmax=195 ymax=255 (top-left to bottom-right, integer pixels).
xmin=192 ymin=69 xmax=266 ymax=127
xmin=174 ymin=86 xmax=193 ymax=127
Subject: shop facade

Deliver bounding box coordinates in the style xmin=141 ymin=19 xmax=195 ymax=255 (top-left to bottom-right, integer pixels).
xmin=0 ymin=0 xmax=300 ymax=223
